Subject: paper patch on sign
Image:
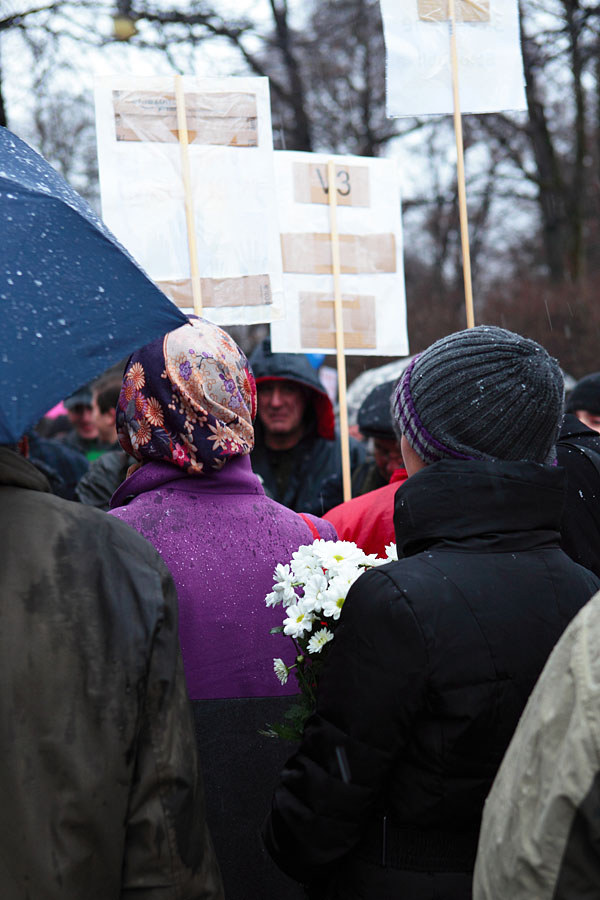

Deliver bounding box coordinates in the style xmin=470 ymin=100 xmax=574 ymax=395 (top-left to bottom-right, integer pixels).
xmin=300 ymin=293 xmax=376 ymax=349
xmin=113 ymin=90 xmax=258 ymax=146
xmin=157 ymin=275 xmax=271 ymax=308
xmin=281 ymin=233 xmax=396 ymax=275
xmin=418 ymin=0 xmax=490 ymax=23
xmin=293 ymin=163 xmax=370 ymax=207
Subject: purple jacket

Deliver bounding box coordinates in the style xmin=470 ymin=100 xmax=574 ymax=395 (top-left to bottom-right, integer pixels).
xmin=109 ymin=455 xmax=336 ymax=701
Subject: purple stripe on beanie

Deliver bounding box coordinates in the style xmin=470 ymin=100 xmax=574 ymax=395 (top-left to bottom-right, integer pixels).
xmin=396 ymin=357 xmax=474 ymax=463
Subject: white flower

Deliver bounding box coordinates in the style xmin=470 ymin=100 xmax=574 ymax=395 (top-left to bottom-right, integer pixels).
xmin=302 ymin=572 xmax=328 ymax=614
xmin=273 ymin=658 xmax=289 ymax=685
xmin=385 ymin=543 xmax=398 ymax=561
xmin=270 ymin=563 xmax=297 ymax=607
xmin=360 ymin=552 xmax=381 ymax=568
xmin=321 ymin=574 xmax=353 ymax=620
xmin=312 ymin=540 xmax=367 ymax=576
xmin=290 ymin=544 xmax=323 ymax=582
xmin=307 ymin=628 xmax=334 ymax=655
xmin=274 ymin=563 xmax=293 ymax=586
xmin=283 ymin=599 xmax=315 ymax=638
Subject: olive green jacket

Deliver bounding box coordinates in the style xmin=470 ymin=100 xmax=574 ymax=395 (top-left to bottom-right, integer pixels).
xmin=0 ymin=447 xmax=223 ymax=900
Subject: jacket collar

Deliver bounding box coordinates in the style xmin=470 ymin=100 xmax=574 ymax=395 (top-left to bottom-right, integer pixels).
xmin=394 ymin=459 xmax=566 ymax=557
xmin=110 ymin=453 xmax=262 ymax=509
xmin=0 ymin=446 xmax=51 ymax=493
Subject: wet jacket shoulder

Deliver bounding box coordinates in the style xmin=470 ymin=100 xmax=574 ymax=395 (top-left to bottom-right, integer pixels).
xmin=264 ymin=460 xmax=600 ymax=898
xmin=0 ymin=447 xmax=223 ymax=900
xmin=557 ymin=413 xmax=600 ymax=575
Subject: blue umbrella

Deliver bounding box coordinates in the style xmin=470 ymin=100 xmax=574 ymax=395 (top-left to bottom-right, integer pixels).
xmin=0 ymin=126 xmax=188 ymax=445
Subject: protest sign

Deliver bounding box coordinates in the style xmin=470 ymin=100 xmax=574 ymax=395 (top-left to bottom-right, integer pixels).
xmin=95 ymin=75 xmax=284 ymax=325
xmin=270 ymin=151 xmax=408 ymax=357
xmin=380 ymin=0 xmax=527 ymax=116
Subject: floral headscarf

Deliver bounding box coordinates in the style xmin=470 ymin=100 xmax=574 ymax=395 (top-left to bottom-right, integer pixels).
xmin=117 ymin=317 xmax=256 ymax=474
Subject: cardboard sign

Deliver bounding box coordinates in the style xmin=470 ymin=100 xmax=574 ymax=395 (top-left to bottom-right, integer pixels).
xmin=270 ymin=151 xmax=408 ymax=357
xmin=95 ymin=75 xmax=284 ymax=326
xmin=113 ymin=90 xmax=259 ymax=146
xmin=380 ymin=0 xmax=526 ymax=115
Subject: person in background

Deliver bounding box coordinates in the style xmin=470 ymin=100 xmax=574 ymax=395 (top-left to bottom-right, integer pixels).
xmin=76 ymin=377 xmax=133 ymax=510
xmin=91 ymin=377 xmax=121 ymax=446
xmin=565 ymin=372 xmax=600 ymax=433
xmin=60 ymin=385 xmax=113 ymax=461
xmin=263 ymin=325 xmax=600 ymax=900
xmin=557 ymin=411 xmax=600 ymax=577
xmin=355 ymin=378 xmax=405 ymax=493
xmin=0 ymin=440 xmax=223 ymax=899
xmin=249 ymin=338 xmax=365 ymax=516
xmin=473 ymin=589 xmax=600 ymax=900
xmin=24 ymin=429 xmax=89 ymax=501
xmin=109 ymin=317 xmax=337 ymax=900
xmin=324 ymin=380 xmax=408 ymax=556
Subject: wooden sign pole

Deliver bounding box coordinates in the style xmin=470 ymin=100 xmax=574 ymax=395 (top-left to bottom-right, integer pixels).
xmin=327 ymin=158 xmax=352 ymax=503
xmin=174 ymin=75 xmax=203 ymax=316
xmin=447 ymin=0 xmax=475 ymax=329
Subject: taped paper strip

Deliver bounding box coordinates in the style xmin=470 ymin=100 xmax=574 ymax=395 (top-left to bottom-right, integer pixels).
xmin=157 ymin=274 xmax=272 ymax=308
xmin=293 ymin=163 xmax=370 ymax=207
xmin=418 ymin=0 xmax=490 ymax=22
xmin=113 ymin=90 xmax=258 ymax=146
xmin=281 ymin=233 xmax=396 ymax=275
xmin=300 ymin=292 xmax=377 ymax=350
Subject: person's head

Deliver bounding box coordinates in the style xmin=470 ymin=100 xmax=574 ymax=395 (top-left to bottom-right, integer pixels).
xmin=565 ymin=373 xmax=600 ymax=433
xmin=358 ymin=379 xmax=404 ymax=480
xmin=392 ymin=326 xmax=564 ymax=476
xmin=256 ymin=379 xmax=308 ymax=450
xmin=250 ymin=339 xmax=335 ymax=451
xmin=92 ymin=378 xmax=121 ymax=444
xmin=117 ymin=317 xmax=256 ymax=473
xmin=64 ymin=386 xmax=98 ymax=440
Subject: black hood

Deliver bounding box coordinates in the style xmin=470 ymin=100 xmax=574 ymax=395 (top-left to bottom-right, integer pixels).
xmin=249 ymin=338 xmax=335 ymax=440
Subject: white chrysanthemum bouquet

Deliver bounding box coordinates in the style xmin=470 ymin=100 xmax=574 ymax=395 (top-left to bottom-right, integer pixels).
xmin=264 ymin=539 xmax=397 ymax=740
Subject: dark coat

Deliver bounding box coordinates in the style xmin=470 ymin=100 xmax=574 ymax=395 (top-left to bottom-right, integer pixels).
xmin=76 ymin=446 xmax=132 ymax=510
xmin=27 ymin=430 xmax=89 ymax=500
xmin=264 ymin=459 xmax=600 ymax=899
xmin=557 ymin=413 xmax=600 ymax=576
xmin=0 ymin=447 xmax=223 ymax=900
xmin=249 ymin=340 xmax=365 ymax=515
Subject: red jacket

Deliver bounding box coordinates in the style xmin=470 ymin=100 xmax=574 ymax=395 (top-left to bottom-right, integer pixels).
xmin=323 ymin=468 xmax=408 ymax=556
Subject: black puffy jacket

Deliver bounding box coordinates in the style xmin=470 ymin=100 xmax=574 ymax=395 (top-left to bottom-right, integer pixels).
xmin=264 ymin=459 xmax=600 ymax=899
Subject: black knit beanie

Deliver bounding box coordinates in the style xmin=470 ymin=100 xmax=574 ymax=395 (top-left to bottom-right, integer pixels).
xmin=565 ymin=373 xmax=600 ymax=414
xmin=357 ymin=379 xmax=398 ymax=441
xmin=393 ymin=326 xmax=564 ymax=464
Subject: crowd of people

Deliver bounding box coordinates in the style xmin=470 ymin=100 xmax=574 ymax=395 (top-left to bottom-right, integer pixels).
xmin=3 ymin=317 xmax=600 ymax=899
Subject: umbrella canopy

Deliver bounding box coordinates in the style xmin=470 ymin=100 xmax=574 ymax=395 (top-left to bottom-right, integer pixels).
xmin=0 ymin=126 xmax=188 ymax=445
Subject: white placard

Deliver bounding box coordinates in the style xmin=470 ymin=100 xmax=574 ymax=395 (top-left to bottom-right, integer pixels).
xmin=380 ymin=0 xmax=527 ymax=116
xmin=270 ymin=151 xmax=408 ymax=357
xmin=94 ymin=75 xmax=284 ymax=325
